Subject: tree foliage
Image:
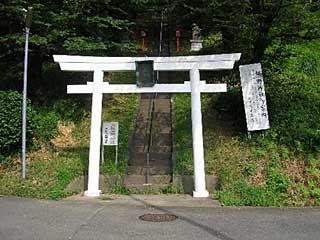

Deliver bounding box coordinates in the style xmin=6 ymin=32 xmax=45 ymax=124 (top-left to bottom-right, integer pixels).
xmin=0 ymin=91 xmax=35 ymax=155
xmin=0 ymin=0 xmax=140 ymax=95
xmin=168 ymin=0 xmax=319 ymax=61
xmin=263 ymin=40 xmax=320 ymax=150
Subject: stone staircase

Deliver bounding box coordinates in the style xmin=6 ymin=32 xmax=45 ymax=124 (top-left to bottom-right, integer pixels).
xmin=124 ymin=7 xmax=174 ymax=190
xmin=125 ymin=92 xmax=173 ymax=188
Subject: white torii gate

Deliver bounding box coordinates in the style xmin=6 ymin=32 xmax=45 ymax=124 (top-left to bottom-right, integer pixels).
xmin=54 ymin=53 xmax=241 ymax=198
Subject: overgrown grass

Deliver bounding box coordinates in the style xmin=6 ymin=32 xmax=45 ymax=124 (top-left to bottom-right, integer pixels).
xmin=0 ymin=91 xmax=137 ymax=199
xmin=173 ymin=92 xmax=320 ymax=206
xmin=0 ymin=153 xmax=84 ymax=199
xmin=173 ymin=94 xmax=193 ymax=174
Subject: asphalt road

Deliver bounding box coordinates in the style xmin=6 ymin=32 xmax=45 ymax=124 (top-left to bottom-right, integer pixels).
xmin=0 ymin=195 xmax=319 ymax=240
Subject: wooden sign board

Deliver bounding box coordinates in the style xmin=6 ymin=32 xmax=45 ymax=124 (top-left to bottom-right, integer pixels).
xmin=239 ymin=63 xmax=270 ymax=131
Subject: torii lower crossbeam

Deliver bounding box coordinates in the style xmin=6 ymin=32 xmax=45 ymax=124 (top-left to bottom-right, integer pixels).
xmin=54 ymin=54 xmax=241 ymax=198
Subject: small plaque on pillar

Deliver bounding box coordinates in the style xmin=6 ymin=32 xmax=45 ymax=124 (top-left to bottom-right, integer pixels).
xmin=136 ymin=61 xmax=155 ymax=87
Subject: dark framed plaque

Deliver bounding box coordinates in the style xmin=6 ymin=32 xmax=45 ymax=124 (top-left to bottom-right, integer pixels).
xmin=136 ymin=61 xmax=155 ymax=87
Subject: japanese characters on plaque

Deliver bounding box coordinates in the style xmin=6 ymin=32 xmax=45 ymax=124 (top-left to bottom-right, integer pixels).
xmin=239 ymin=63 xmax=270 ymax=131
xmin=102 ymin=122 xmax=119 ymax=146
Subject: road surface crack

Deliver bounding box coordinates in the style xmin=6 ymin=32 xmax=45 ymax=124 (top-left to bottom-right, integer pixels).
xmin=67 ymin=205 xmax=105 ymax=240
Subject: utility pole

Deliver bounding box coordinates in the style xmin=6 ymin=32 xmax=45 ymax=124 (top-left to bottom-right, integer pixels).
xmin=21 ymin=6 xmax=32 ymax=179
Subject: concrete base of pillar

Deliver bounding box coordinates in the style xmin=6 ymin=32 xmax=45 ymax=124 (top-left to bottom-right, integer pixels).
xmin=193 ymin=190 xmax=209 ymax=198
xmin=84 ymin=190 xmax=101 ymax=197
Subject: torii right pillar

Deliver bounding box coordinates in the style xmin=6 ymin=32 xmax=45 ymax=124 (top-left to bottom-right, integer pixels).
xmin=190 ymin=68 xmax=209 ymax=198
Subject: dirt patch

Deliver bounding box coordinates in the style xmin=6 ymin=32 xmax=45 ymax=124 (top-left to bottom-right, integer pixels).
xmin=282 ymin=159 xmax=305 ymax=184
xmin=249 ymin=163 xmax=266 ymax=186
xmin=27 ymin=143 xmax=51 ymax=162
xmin=51 ymin=121 xmax=80 ymax=149
xmin=0 ymin=141 xmax=51 ymax=170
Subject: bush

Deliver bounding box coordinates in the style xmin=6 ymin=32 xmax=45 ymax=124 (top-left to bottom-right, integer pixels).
xmin=0 ymin=91 xmax=35 ymax=155
xmin=33 ymin=109 xmax=60 ymax=141
xmin=214 ymin=87 xmax=247 ymax=130
xmin=263 ymin=40 xmax=320 ymax=150
xmin=53 ymin=99 xmax=89 ymax=122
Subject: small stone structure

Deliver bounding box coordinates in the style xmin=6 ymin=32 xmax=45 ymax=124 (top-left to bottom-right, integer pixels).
xmin=190 ymin=23 xmax=203 ymax=51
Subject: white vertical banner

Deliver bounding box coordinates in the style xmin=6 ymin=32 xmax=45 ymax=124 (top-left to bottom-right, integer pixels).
xmin=239 ymin=63 xmax=270 ymax=131
xmin=102 ymin=122 xmax=119 ymax=146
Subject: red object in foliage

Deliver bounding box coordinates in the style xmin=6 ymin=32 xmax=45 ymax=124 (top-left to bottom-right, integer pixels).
xmin=141 ymin=30 xmax=146 ymax=53
xmin=176 ymin=29 xmax=181 ymax=52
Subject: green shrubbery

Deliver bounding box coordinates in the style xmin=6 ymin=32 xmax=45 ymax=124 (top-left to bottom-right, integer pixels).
xmin=53 ymin=99 xmax=89 ymax=122
xmin=0 ymin=155 xmax=83 ymax=199
xmin=0 ymin=90 xmax=90 ymax=157
xmin=0 ymin=91 xmax=35 ymax=155
xmin=33 ymin=110 xmax=60 ymax=141
xmin=263 ymin=40 xmax=320 ymax=151
xmin=213 ymin=40 xmax=320 ymax=151
xmin=33 ymin=98 xmax=89 ymax=142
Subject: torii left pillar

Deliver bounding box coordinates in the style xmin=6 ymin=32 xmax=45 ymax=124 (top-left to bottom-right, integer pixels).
xmin=85 ymin=70 xmax=103 ymax=197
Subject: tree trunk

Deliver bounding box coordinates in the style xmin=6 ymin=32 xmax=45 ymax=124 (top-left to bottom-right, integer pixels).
xmin=28 ymin=54 xmax=43 ymax=102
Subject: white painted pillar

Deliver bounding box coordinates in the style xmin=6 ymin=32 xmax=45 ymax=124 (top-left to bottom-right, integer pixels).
xmin=85 ymin=70 xmax=103 ymax=197
xmin=190 ymin=69 xmax=209 ymax=198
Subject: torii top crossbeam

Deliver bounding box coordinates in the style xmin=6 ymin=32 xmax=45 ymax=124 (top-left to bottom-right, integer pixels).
xmin=53 ymin=54 xmax=241 ymax=72
xmin=54 ymin=53 xmax=241 ymax=198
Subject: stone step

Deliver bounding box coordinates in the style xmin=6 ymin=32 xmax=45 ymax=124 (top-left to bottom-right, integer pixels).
xmin=124 ymin=184 xmax=173 ymax=192
xmin=136 ymin=111 xmax=151 ymax=119
xmin=151 ymin=133 xmax=172 ymax=145
xmin=126 ymin=166 xmax=172 ymax=175
xmin=148 ymin=145 xmax=172 ymax=153
xmin=130 ymin=135 xmax=149 ymax=146
xmin=127 ymin=152 xmax=172 ymax=165
xmin=136 ymin=101 xmax=171 ymax=114
xmin=154 ymin=100 xmax=171 ymax=113
xmin=153 ymin=112 xmax=171 ymax=121
xmin=135 ymin=112 xmax=151 ymax=121
xmin=140 ymin=93 xmax=154 ymax=99
xmin=123 ymin=175 xmax=172 ymax=185
xmin=131 ymin=129 xmax=171 ymax=140
xmin=134 ymin=121 xmax=150 ymax=131
xmin=152 ymin=122 xmax=172 ymax=130
xmin=129 ymin=145 xmax=172 ymax=153
xmin=153 ymin=99 xmax=170 ymax=104
xmin=130 ymin=133 xmax=172 ymax=147
xmin=65 ymin=175 xmax=219 ymax=194
xmin=127 ymin=159 xmax=172 ymax=168
xmin=129 ymin=145 xmax=148 ymax=153
xmin=131 ymin=132 xmax=149 ymax=141
xmin=153 ymin=94 xmax=171 ymax=99
xmin=134 ymin=115 xmax=171 ymax=125
xmin=151 ymin=125 xmax=171 ymax=134
xmin=137 ymin=103 xmax=152 ymax=111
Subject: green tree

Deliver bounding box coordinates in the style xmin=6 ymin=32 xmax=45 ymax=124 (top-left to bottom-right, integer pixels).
xmin=0 ymin=0 xmax=139 ymax=97
xmin=169 ymin=0 xmax=319 ymax=61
